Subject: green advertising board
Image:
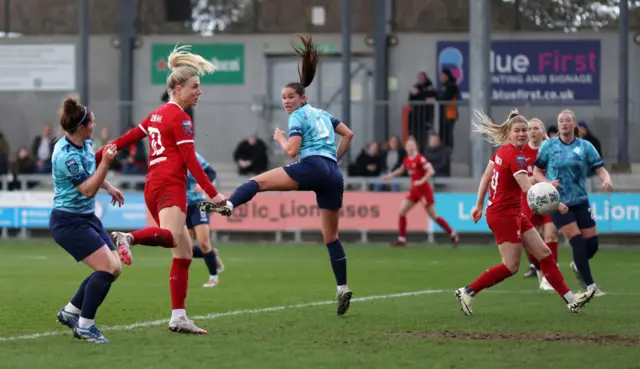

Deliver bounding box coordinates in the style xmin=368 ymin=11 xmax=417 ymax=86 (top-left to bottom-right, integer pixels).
xmin=151 ymin=43 xmax=244 ymax=85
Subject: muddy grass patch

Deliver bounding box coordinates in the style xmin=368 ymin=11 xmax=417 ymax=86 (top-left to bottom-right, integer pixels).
xmin=394 ymin=330 xmax=640 ymax=346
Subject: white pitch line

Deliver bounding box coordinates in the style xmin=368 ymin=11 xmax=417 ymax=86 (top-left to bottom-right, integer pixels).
xmin=0 ymin=288 xmax=447 ymax=342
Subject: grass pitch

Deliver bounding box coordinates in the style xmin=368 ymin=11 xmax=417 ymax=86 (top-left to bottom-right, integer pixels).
xmin=0 ymin=241 xmax=638 ymax=369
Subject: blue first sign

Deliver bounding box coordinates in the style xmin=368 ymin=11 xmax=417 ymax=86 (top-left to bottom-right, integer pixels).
xmin=436 ymin=40 xmax=601 ymax=102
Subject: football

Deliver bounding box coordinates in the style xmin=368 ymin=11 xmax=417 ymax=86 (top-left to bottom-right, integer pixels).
xmin=527 ymin=182 xmax=560 ymax=215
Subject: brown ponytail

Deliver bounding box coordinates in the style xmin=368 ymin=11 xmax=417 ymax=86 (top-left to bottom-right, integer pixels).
xmin=285 ymin=35 xmax=321 ymax=96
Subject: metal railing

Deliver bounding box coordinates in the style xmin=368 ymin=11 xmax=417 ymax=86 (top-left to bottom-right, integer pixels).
xmin=0 ymin=173 xmax=481 ymax=193
xmin=0 ymin=98 xmax=638 ymax=181
xmin=2 ymin=172 xmax=635 ymax=194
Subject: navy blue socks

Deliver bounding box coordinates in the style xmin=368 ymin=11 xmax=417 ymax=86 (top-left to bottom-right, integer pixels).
xmin=569 ymin=234 xmax=594 ymax=286
xmin=326 ymin=240 xmax=347 ymax=286
xmin=203 ymin=251 xmax=218 ymax=276
xmin=192 ymin=243 xmax=204 ymax=258
xmin=229 ymin=180 xmax=260 ymax=208
xmin=585 ymin=235 xmax=599 ymax=259
xmin=80 ymin=271 xmax=115 ymax=322
xmin=69 ymin=274 xmax=93 ymax=310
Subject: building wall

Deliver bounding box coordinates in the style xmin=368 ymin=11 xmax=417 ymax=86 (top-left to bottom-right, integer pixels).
xmin=1 ymin=31 xmax=638 ymax=170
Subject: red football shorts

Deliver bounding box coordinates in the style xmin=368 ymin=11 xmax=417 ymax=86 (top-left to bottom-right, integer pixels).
xmin=406 ymin=183 xmax=435 ymax=206
xmin=486 ymin=212 xmax=534 ymax=245
xmin=521 ymin=202 xmax=553 ymax=227
xmin=145 ymin=184 xmax=187 ymax=226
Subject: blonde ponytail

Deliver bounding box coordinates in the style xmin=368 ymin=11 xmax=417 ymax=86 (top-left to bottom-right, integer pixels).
xmin=166 ymin=45 xmax=217 ymax=90
xmin=472 ymin=109 xmax=522 ymax=146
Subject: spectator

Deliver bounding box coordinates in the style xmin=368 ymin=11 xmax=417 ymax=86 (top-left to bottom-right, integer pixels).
xmin=376 ymin=135 xmax=407 ymax=192
xmin=31 ymin=123 xmax=55 ymax=173
xmin=9 ymin=146 xmax=37 ymax=190
xmin=408 ymin=72 xmax=437 ymax=147
xmin=0 ymin=132 xmax=9 ymax=176
xmin=381 ymin=135 xmax=406 ymax=173
xmin=233 ymin=133 xmax=268 ymax=175
xmin=577 ymin=121 xmax=602 ymax=157
xmin=424 ymin=133 xmax=452 ymax=178
xmin=436 ymin=69 xmax=460 ymax=148
xmin=351 ymin=141 xmax=382 ymax=178
xmin=547 ymin=125 xmax=558 ymax=138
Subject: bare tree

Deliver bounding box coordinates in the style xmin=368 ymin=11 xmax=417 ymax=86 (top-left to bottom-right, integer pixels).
xmin=509 ymin=0 xmax=640 ymax=32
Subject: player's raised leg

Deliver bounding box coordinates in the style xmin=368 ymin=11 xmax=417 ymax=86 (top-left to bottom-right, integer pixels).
xmin=389 ymin=199 xmax=415 ymax=247
xmin=110 ymin=226 xmax=176 ymax=265
xmin=199 ymin=167 xmax=298 ymax=216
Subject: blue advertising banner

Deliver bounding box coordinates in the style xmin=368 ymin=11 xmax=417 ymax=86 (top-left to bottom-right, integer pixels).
xmin=431 ymin=193 xmax=640 ymax=234
xmin=0 ymin=192 xmax=147 ymax=230
xmin=1 ymin=191 xmax=638 ymax=234
xmin=436 ymin=40 xmax=601 ymax=102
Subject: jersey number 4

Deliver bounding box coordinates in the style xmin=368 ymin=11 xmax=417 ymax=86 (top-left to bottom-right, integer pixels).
xmin=148 ymin=127 xmax=166 ymax=156
xmin=490 ymin=170 xmax=499 ymax=199
xmin=315 ymin=117 xmax=332 ymax=143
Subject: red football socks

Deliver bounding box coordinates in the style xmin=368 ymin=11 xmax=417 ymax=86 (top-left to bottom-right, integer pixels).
xmin=469 ymin=264 xmax=513 ymax=294
xmin=539 ymin=254 xmax=570 ymax=296
xmin=398 ymin=216 xmax=407 ymax=238
xmin=169 ymin=258 xmax=192 ymax=310
xmin=435 ymin=216 xmax=453 ymax=235
xmin=546 ymin=241 xmax=559 ymax=264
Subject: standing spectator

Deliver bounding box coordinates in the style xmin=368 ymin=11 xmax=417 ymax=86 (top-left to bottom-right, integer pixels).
xmin=31 ymin=123 xmax=55 ymax=173
xmin=424 ymin=133 xmax=452 ymax=178
xmin=233 ymin=134 xmax=269 ymax=176
xmin=9 ymin=146 xmax=37 ymax=190
xmin=437 ymin=69 xmax=460 ymax=148
xmin=577 ymin=121 xmax=602 ymax=158
xmin=408 ymin=72 xmax=437 ymax=148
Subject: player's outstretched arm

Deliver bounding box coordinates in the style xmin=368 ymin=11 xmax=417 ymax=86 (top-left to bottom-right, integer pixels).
xmin=475 ymin=161 xmax=494 ymax=207
xmin=177 ymin=143 xmax=222 ymax=202
xmin=95 ymin=125 xmax=146 ymax=165
xmin=335 ymin=122 xmax=354 ymax=161
xmin=383 ymin=165 xmax=406 ymax=180
xmin=471 ymin=161 xmax=494 ymax=223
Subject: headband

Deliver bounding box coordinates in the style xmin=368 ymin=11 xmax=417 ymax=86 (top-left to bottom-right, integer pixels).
xmin=70 ymin=106 xmax=88 ymax=132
